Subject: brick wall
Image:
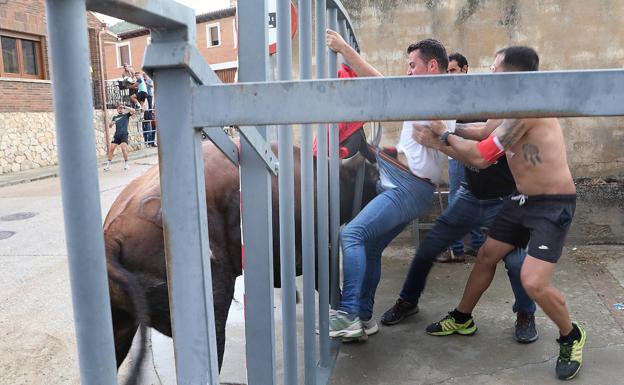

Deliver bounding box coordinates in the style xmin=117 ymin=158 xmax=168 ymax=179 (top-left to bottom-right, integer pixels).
xmin=0 ymin=79 xmax=53 ymax=113
xmin=197 ymin=16 xmax=238 ymax=66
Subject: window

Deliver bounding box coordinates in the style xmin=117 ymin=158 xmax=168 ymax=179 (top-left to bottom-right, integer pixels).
xmin=0 ymin=32 xmax=44 ymax=79
xmin=116 ymin=42 xmax=131 ymax=68
xmin=207 ymin=23 xmax=221 ymax=47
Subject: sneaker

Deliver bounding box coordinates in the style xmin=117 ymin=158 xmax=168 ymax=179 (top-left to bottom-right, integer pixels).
xmin=436 ymin=249 xmax=465 ymax=263
xmin=556 ymin=323 xmax=586 ymax=380
xmin=329 ymin=310 xmax=365 ymax=339
xmin=425 ymin=312 xmax=478 ymax=336
xmin=515 ymin=312 xmax=538 ymax=343
xmin=123 ymin=163 xmax=129 ymax=170
xmin=362 ymin=317 xmax=379 ymax=336
xmin=104 ymin=163 xmax=111 ymax=171
xmin=380 ymin=298 xmax=419 ymax=326
xmin=342 ymin=317 xmax=378 ymax=342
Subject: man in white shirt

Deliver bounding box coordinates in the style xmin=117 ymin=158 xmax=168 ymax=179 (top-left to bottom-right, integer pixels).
xmin=325 ymin=29 xmax=452 ymax=340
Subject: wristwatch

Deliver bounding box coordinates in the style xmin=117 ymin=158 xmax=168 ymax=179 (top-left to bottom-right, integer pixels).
xmin=440 ymin=131 xmax=453 ymax=146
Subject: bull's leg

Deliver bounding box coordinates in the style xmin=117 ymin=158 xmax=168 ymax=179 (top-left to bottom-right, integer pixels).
xmin=112 ymin=308 xmax=139 ymax=368
xmin=211 ymin=261 xmax=236 ymax=371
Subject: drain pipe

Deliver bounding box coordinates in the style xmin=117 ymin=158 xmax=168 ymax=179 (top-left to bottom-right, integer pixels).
xmin=98 ymin=27 xmax=110 ymax=155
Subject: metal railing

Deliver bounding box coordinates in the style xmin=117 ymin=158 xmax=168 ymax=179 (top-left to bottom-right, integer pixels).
xmin=44 ymin=1 xmax=624 ymax=385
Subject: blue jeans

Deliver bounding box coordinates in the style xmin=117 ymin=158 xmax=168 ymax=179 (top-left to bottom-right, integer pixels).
xmin=448 ymin=159 xmax=485 ymax=254
xmin=340 ymin=156 xmax=435 ymax=320
xmin=400 ymin=186 xmax=536 ymax=314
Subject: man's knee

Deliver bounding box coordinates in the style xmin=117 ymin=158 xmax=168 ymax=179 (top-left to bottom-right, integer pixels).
xmin=475 ymin=246 xmax=500 ymax=267
xmin=341 ymin=223 xmax=364 ymax=245
xmin=520 ymin=271 xmax=546 ymax=299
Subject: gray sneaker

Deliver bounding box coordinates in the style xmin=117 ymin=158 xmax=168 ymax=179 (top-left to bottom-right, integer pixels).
xmin=362 ymin=317 xmax=379 ymax=335
xmin=329 ymin=310 xmax=365 ymax=339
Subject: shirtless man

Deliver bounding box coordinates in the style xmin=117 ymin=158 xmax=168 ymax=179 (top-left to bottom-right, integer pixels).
xmin=414 ymin=46 xmax=585 ymax=380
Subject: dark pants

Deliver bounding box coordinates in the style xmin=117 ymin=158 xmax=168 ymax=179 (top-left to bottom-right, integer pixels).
xmin=400 ymin=186 xmax=536 ymax=314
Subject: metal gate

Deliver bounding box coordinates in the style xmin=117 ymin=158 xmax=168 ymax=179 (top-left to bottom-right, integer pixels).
xmin=44 ymin=0 xmax=624 ymax=384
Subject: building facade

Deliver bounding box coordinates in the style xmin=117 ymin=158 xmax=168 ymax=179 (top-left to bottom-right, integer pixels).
xmin=0 ymin=0 xmax=136 ymax=175
xmin=105 ymin=7 xmax=238 ymax=83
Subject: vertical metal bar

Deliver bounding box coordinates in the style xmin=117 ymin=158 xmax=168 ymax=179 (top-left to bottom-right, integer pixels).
xmin=277 ymin=1 xmax=298 ymax=384
xmin=299 ymin=0 xmax=316 ymax=384
xmin=238 ymin=1 xmax=277 ymax=384
xmin=44 ymin=1 xmax=118 ymax=384
xmin=338 ymin=19 xmax=348 ymax=49
xmin=154 ymin=68 xmax=219 ymax=385
xmin=315 ymin=0 xmax=331 ymax=369
xmin=327 ymin=6 xmax=341 ymax=310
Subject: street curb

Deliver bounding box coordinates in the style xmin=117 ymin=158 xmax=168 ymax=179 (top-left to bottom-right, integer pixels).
xmin=0 ymin=148 xmax=158 ymax=188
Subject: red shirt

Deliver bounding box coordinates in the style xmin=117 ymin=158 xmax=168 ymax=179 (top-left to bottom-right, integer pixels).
xmin=313 ymin=63 xmax=365 ymax=158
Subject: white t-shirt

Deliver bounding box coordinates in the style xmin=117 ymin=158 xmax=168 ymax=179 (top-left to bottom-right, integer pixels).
xmin=396 ymin=120 xmax=456 ymax=185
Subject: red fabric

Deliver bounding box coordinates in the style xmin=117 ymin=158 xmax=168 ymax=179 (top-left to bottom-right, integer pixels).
xmin=476 ymin=135 xmax=505 ymax=163
xmin=313 ymin=63 xmax=365 ymax=158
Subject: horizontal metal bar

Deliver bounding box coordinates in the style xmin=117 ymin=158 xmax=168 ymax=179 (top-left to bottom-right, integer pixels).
xmin=238 ymin=127 xmax=279 ymax=175
xmin=201 ymin=127 xmax=239 ymax=166
xmin=86 ymin=0 xmax=195 ymax=37
xmin=143 ymin=42 xmax=220 ymax=85
xmin=192 ymin=70 xmax=624 ymax=126
xmin=327 ymin=0 xmax=359 ymax=50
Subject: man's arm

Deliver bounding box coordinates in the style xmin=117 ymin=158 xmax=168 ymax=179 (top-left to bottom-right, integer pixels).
xmin=326 ymin=29 xmax=383 ymax=77
xmin=448 ymin=119 xmax=530 ymax=169
xmin=454 ymin=119 xmax=503 ymax=140
xmin=412 ymin=123 xmax=477 ymax=166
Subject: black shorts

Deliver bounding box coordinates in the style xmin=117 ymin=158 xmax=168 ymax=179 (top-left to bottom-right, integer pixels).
xmin=488 ymin=194 xmax=576 ymax=263
xmin=137 ymin=91 xmax=148 ymax=102
xmin=112 ymin=133 xmax=128 ymax=145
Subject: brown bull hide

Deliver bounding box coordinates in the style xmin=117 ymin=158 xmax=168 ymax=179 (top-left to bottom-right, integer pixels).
xmin=104 ymin=141 xmax=378 ymax=378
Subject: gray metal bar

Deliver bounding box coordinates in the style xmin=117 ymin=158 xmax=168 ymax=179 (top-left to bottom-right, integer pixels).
xmin=277 ymin=0 xmax=298 ymax=383
xmin=238 ymin=1 xmax=277 ymax=384
xmin=154 ymin=68 xmax=219 ymax=385
xmin=143 ymin=42 xmax=220 ymax=85
xmin=338 ymin=19 xmax=348 ymax=49
xmin=44 ymin=1 xmax=118 ymax=384
xmin=299 ymin=0 xmax=316 ymax=383
xmin=201 ymin=127 xmax=239 ymax=166
xmin=85 ymin=0 xmax=195 ymax=41
xmin=238 ymin=127 xmax=279 ymax=174
xmin=327 ymin=7 xmax=341 ymax=310
xmin=315 ymin=0 xmax=331 ymax=369
xmin=193 ymin=70 xmax=624 ymax=126
xmin=327 ymin=0 xmax=359 ymax=49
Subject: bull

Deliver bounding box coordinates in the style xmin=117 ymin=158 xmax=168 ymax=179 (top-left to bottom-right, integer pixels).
xmin=104 ymin=141 xmax=379 ymax=379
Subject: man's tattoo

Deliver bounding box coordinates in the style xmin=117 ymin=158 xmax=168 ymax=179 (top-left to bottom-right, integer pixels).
xmin=498 ymin=120 xmax=525 ymax=148
xmin=522 ymin=143 xmax=542 ymax=166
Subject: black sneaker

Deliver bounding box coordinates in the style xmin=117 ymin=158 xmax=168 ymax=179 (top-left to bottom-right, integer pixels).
xmin=380 ymin=298 xmax=419 ymax=326
xmin=515 ymin=312 xmax=538 ymax=343
xmin=556 ymin=323 xmax=586 ymax=380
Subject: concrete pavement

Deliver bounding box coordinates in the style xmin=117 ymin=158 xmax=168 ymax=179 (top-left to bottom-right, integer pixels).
xmin=1 ymin=153 xmax=623 ymax=384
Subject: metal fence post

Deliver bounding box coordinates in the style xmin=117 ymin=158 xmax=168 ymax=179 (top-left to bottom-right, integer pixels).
xmin=238 ymin=1 xmax=278 ymax=384
xmin=153 ymin=67 xmax=220 ymax=385
xmin=44 ymin=1 xmax=118 ymax=383
xmin=299 ymin=0 xmax=316 ymax=383
xmin=277 ymin=0 xmax=298 ymax=384
xmin=327 ymin=6 xmax=341 ymax=310
xmin=315 ymin=0 xmax=332 ymax=369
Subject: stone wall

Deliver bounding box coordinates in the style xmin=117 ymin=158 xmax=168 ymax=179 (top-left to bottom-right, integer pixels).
xmin=341 ymin=0 xmax=624 ymax=179
xmin=0 ymin=110 xmax=147 ymax=175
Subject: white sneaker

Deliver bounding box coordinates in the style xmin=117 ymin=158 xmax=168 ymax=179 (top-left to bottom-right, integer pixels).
xmin=104 ymin=163 xmax=111 ymax=171
xmin=123 ymin=163 xmax=129 ymax=170
xmin=362 ymin=318 xmax=379 ymax=335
